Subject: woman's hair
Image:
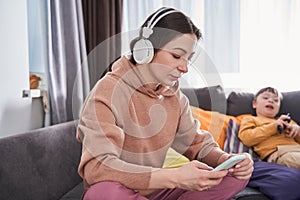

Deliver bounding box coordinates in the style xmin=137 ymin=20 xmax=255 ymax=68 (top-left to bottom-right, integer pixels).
xmin=254 ymin=87 xmax=283 ymax=101
xmin=129 ymin=7 xmax=202 ymax=64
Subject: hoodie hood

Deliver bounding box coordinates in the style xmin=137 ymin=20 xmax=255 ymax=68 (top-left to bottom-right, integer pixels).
xmin=108 ymin=56 xmax=179 ymax=98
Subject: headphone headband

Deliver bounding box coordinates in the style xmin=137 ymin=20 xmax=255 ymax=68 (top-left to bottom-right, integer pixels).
xmin=142 ymin=8 xmax=179 ymax=39
xmin=148 ymin=9 xmax=179 ymax=29
xmin=146 ymin=7 xmax=168 ymax=28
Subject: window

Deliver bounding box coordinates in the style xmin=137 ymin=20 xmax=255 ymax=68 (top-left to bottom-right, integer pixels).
xmin=27 ymin=0 xmax=47 ymax=89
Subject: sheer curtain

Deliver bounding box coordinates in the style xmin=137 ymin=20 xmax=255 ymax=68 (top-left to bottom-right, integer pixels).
xmin=204 ymin=0 xmax=240 ymax=73
xmin=46 ymin=0 xmax=90 ymax=125
xmin=238 ymin=0 xmax=300 ymax=92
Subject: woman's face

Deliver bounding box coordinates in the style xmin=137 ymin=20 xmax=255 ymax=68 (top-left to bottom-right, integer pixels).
xmin=148 ymin=33 xmax=197 ymax=87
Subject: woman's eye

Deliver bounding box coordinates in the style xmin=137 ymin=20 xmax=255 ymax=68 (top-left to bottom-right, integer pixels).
xmin=172 ymin=54 xmax=181 ymax=59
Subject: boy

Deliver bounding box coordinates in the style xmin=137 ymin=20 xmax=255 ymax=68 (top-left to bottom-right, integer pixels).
xmin=238 ymin=87 xmax=300 ymax=169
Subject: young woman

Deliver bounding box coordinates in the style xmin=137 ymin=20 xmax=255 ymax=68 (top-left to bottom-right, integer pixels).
xmin=77 ymin=7 xmax=253 ymax=200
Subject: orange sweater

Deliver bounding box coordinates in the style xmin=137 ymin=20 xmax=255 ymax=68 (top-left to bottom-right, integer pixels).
xmin=238 ymin=116 xmax=300 ymax=159
xmin=76 ymin=57 xmax=226 ymax=195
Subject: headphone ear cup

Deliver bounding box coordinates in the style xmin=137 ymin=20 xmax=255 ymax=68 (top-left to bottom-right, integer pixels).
xmin=132 ymin=39 xmax=154 ymax=64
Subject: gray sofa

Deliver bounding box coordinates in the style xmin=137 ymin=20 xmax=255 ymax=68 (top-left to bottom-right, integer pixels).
xmin=1 ymin=85 xmax=300 ymax=200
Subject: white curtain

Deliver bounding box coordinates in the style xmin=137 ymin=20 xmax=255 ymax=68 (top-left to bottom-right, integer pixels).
xmin=46 ymin=0 xmax=90 ymax=125
xmin=239 ymin=0 xmax=300 ymax=92
xmin=204 ymin=0 xmax=240 ymax=73
xmin=240 ymin=0 xmax=300 ymax=73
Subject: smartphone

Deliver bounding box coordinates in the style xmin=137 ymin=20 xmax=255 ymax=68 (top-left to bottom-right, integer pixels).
xmin=277 ymin=113 xmax=291 ymax=132
xmin=212 ymin=155 xmax=246 ymax=171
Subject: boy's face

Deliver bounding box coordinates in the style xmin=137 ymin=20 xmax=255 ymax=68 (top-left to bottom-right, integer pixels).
xmin=253 ymin=91 xmax=281 ymax=118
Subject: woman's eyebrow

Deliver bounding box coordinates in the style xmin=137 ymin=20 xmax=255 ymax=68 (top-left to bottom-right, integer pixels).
xmin=172 ymin=47 xmax=195 ymax=56
xmin=172 ymin=47 xmax=187 ymax=53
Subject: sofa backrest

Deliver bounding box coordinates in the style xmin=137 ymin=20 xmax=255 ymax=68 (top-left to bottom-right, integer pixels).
xmin=0 ymin=120 xmax=82 ymax=200
xmin=181 ymin=85 xmax=227 ymax=114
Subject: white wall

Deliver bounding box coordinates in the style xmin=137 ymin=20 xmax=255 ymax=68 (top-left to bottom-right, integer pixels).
xmin=0 ymin=0 xmax=43 ymax=138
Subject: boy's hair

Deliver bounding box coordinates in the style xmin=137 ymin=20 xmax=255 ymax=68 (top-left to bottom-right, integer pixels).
xmin=254 ymin=87 xmax=283 ymax=101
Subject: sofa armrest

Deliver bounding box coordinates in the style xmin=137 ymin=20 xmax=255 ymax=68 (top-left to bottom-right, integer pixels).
xmin=0 ymin=121 xmax=82 ymax=200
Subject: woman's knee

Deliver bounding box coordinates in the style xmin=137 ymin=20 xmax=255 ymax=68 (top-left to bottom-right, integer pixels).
xmin=217 ymin=175 xmax=248 ymax=199
xmin=83 ymin=181 xmax=146 ymax=200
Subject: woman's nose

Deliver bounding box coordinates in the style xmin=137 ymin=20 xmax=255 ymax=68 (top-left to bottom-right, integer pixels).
xmin=177 ymin=59 xmax=189 ymax=73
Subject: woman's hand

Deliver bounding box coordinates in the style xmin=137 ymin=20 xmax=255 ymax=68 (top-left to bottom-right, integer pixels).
xmin=228 ymin=153 xmax=254 ymax=180
xmin=174 ymin=160 xmax=228 ymax=191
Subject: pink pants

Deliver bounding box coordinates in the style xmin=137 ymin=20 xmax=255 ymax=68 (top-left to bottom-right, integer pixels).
xmin=82 ymin=175 xmax=248 ymax=200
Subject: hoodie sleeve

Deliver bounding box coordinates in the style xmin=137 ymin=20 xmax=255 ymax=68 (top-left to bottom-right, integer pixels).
xmin=171 ymin=92 xmax=227 ymax=167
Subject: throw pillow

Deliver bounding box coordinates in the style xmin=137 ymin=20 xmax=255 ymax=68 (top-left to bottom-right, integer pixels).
xmin=190 ymin=105 xmax=236 ymax=149
xmin=163 ymin=148 xmax=189 ymax=168
xmin=224 ymin=119 xmax=260 ymax=161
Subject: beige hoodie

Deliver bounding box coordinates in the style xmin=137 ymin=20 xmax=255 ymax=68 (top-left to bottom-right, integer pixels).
xmin=76 ymin=56 xmax=226 ymax=195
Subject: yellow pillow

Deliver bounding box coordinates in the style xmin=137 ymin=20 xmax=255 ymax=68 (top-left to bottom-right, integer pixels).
xmin=163 ymin=148 xmax=189 ymax=168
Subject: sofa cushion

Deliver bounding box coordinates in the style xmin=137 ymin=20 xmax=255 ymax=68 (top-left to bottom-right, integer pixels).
xmin=232 ymin=186 xmax=270 ymax=200
xmin=226 ymin=91 xmax=255 ymax=117
xmin=60 ymin=182 xmax=83 ymax=200
xmin=181 ymin=85 xmax=227 ymax=114
xmin=0 ymin=121 xmax=82 ymax=200
xmin=280 ymin=90 xmax=300 ymax=124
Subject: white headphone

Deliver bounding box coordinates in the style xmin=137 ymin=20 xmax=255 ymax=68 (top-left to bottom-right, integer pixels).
xmin=132 ymin=8 xmax=179 ymax=64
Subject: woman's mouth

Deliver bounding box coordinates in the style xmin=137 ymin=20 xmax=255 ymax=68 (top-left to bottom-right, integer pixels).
xmin=170 ymin=74 xmax=180 ymax=80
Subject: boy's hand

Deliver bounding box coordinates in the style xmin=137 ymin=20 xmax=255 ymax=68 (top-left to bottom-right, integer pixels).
xmin=286 ymin=124 xmax=300 ymax=138
xmin=276 ymin=114 xmax=291 ymax=132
